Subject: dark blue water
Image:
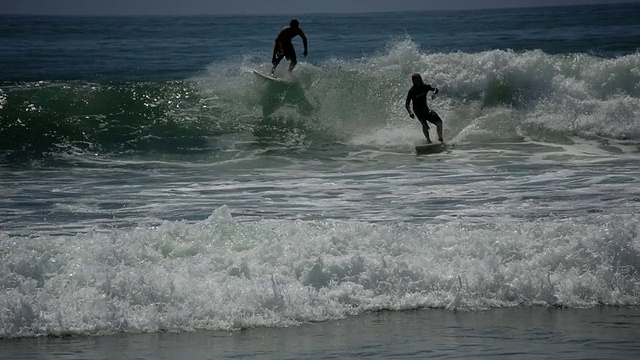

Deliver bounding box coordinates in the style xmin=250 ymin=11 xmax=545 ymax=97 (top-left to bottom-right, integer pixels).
xmin=1 ymin=3 xmax=639 ymax=82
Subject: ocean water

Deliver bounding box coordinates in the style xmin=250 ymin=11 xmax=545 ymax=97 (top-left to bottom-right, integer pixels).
xmin=1 ymin=3 xmax=640 ymax=359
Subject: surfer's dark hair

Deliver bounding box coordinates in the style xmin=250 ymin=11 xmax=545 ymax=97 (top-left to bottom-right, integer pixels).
xmin=411 ymin=73 xmax=424 ymax=84
xmin=290 ymin=19 xmax=299 ymax=27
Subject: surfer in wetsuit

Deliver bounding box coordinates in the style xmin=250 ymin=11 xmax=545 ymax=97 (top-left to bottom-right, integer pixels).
xmin=405 ymin=73 xmax=444 ymax=143
xmin=271 ymin=19 xmax=308 ymax=76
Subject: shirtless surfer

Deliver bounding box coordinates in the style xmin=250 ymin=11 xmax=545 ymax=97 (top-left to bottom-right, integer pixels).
xmin=271 ymin=19 xmax=308 ymax=76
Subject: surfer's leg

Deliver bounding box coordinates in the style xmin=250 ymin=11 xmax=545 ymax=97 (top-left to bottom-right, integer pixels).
xmin=285 ymin=44 xmax=297 ymax=72
xmin=427 ymin=111 xmax=444 ymax=142
xmin=271 ymin=56 xmax=284 ymax=75
xmin=418 ymin=118 xmax=432 ymax=143
xmin=271 ymin=41 xmax=284 ymax=75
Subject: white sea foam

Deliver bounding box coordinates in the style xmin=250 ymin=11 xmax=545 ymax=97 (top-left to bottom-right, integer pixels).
xmin=1 ymin=206 xmax=638 ymax=338
xmin=222 ymin=40 xmax=640 ymax=146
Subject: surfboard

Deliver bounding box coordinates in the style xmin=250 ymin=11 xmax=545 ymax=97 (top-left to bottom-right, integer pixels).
xmin=415 ymin=142 xmax=448 ymax=155
xmin=253 ymin=70 xmax=284 ymax=82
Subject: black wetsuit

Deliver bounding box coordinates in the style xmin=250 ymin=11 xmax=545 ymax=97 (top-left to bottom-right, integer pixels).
xmin=405 ymin=84 xmax=440 ymax=125
xmin=405 ymin=83 xmax=443 ymax=142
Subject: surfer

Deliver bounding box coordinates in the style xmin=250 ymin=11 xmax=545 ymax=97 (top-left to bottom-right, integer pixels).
xmin=270 ymin=19 xmax=308 ymax=76
xmin=405 ymin=73 xmax=444 ymax=143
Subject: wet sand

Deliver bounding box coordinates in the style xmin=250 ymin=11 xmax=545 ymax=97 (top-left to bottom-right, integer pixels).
xmin=2 ymin=307 xmax=639 ymax=359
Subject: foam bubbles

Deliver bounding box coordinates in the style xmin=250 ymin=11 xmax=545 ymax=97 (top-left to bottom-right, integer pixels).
xmin=177 ymin=40 xmax=640 ymax=154
xmin=1 ymin=207 xmax=639 ymax=338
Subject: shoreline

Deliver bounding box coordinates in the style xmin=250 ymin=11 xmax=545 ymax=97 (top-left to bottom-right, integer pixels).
xmin=2 ymin=306 xmax=639 ymax=359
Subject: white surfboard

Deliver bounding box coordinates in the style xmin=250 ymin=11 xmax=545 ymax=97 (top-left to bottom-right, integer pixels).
xmin=253 ymin=70 xmax=285 ymax=82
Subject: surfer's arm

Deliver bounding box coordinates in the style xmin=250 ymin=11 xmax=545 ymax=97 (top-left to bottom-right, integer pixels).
xmin=405 ymin=93 xmax=414 ymax=118
xmin=299 ymin=30 xmax=308 ymax=56
xmin=429 ymin=86 xmax=439 ymax=99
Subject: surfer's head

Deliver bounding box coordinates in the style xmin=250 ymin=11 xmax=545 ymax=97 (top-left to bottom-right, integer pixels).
xmin=411 ymin=73 xmax=424 ymax=86
xmin=290 ymin=19 xmax=300 ymax=28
